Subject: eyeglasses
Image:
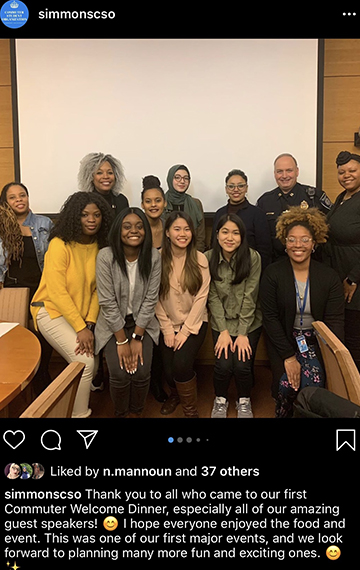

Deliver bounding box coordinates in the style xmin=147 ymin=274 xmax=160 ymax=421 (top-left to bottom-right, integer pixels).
xmin=286 ymin=236 xmax=313 ymax=244
xmin=226 ymin=184 xmax=247 ymax=191
xmin=174 ymin=175 xmax=190 ymax=183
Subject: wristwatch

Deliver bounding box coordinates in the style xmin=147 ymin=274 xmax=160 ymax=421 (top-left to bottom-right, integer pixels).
xmin=132 ymin=332 xmax=144 ymax=342
xmin=346 ymin=277 xmax=356 ymax=286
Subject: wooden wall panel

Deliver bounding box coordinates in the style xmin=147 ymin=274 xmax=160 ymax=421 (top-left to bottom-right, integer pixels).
xmin=0 ymin=39 xmax=11 ymax=86
xmin=0 ymin=86 xmax=14 ymax=147
xmin=0 ymin=39 xmax=14 ymax=191
xmin=323 ymin=76 xmax=360 ymax=142
xmin=324 ymin=38 xmax=360 ymax=77
xmin=0 ymin=149 xmax=15 ymax=187
xmin=322 ymin=39 xmax=360 ymax=199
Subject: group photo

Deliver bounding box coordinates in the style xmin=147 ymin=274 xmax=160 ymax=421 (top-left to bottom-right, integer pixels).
xmin=0 ymin=38 xmax=359 ymax=419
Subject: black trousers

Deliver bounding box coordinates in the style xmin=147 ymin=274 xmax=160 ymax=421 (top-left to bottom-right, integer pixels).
xmin=160 ymin=322 xmax=208 ymax=387
xmin=104 ymin=319 xmax=153 ymax=417
xmin=212 ymin=326 xmax=262 ymax=399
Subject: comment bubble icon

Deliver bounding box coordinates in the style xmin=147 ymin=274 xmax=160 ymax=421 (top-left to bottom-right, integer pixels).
xmin=41 ymin=430 xmax=61 ymax=451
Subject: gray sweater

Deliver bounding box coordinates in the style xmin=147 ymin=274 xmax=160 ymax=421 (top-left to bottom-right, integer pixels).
xmin=94 ymin=246 xmax=161 ymax=353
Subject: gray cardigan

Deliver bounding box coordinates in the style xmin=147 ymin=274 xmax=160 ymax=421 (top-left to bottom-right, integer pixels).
xmin=94 ymin=246 xmax=161 ymax=354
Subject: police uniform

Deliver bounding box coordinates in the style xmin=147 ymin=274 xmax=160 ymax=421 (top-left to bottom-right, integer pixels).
xmin=256 ymin=182 xmax=332 ymax=259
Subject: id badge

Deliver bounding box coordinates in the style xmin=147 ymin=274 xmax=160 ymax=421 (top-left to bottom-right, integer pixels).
xmin=296 ymin=334 xmax=308 ymax=353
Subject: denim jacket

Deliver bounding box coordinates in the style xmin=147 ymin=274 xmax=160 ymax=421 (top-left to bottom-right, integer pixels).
xmin=0 ymin=210 xmax=53 ymax=283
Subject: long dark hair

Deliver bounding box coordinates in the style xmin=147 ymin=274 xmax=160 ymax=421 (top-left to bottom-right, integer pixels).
xmin=209 ymin=213 xmax=251 ymax=284
xmin=49 ymin=191 xmax=113 ymax=248
xmin=108 ymin=207 xmax=153 ymax=281
xmin=160 ymin=211 xmax=202 ymax=298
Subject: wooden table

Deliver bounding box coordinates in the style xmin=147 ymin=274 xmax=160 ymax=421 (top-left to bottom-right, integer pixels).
xmin=0 ymin=322 xmax=41 ymax=416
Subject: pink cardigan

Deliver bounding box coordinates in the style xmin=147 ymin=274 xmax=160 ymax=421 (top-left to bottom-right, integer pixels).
xmin=155 ymin=251 xmax=210 ymax=338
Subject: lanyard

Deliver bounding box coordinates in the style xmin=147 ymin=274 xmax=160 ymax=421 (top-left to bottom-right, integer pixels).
xmin=294 ymin=276 xmax=309 ymax=331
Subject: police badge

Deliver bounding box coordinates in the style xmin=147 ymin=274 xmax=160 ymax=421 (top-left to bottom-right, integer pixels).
xmin=300 ymin=200 xmax=309 ymax=210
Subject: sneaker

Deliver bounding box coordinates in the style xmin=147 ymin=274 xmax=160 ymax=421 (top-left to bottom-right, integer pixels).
xmin=211 ymin=397 xmax=229 ymax=418
xmin=236 ymin=398 xmax=253 ymax=418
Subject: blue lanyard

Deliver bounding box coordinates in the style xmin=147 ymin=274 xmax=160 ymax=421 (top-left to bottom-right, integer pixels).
xmin=294 ymin=276 xmax=309 ymax=330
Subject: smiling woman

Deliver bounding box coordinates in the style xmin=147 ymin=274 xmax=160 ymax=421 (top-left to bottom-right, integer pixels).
xmin=164 ymin=165 xmax=206 ymax=252
xmin=94 ymin=207 xmax=162 ymax=418
xmin=0 ymin=182 xmax=54 ymax=390
xmin=260 ymin=206 xmax=345 ymax=417
xmin=205 ymin=214 xmax=262 ymax=418
xmin=155 ymin=211 xmax=210 ymax=417
xmin=323 ymin=151 xmax=360 ymax=372
xmin=0 ymin=182 xmax=53 ymax=299
xmin=30 ymin=192 xmax=113 ymax=417
xmin=78 ymin=152 xmax=129 ymax=217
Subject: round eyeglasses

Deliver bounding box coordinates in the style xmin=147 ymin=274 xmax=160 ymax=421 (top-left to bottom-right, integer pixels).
xmin=174 ymin=175 xmax=190 ymax=183
xmin=226 ymin=183 xmax=247 ymax=191
xmin=286 ymin=236 xmax=313 ymax=244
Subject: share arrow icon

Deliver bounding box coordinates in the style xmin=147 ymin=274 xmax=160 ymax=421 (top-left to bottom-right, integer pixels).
xmin=77 ymin=430 xmax=98 ymax=449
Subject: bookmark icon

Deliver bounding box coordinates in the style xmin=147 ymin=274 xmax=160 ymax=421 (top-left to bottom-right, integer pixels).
xmin=336 ymin=429 xmax=356 ymax=451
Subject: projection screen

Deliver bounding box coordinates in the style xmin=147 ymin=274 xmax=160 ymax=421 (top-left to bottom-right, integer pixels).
xmin=14 ymin=38 xmax=320 ymax=213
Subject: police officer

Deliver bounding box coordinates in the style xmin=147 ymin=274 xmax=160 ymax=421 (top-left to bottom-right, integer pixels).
xmin=257 ymin=153 xmax=332 ymax=259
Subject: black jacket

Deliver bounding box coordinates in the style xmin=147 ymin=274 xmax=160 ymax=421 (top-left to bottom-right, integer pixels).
xmin=93 ymin=190 xmax=129 ymax=218
xmin=323 ymin=190 xmax=360 ymax=310
xmin=260 ymin=257 xmax=344 ymax=370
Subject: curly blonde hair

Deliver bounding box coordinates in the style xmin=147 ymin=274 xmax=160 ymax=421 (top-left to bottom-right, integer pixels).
xmin=0 ymin=202 xmax=23 ymax=267
xmin=276 ymin=206 xmax=329 ymax=245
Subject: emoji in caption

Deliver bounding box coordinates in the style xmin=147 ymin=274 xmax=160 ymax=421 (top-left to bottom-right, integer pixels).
xmin=103 ymin=516 xmax=118 ymax=531
xmin=326 ymin=545 xmax=341 ymax=560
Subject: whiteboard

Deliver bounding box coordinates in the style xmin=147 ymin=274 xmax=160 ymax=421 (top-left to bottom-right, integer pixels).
xmin=14 ymin=38 xmax=319 ymax=213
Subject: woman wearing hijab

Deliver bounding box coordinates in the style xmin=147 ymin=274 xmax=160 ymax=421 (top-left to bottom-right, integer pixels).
xmin=164 ymin=164 xmax=206 ymax=252
xmin=323 ymin=151 xmax=360 ymax=371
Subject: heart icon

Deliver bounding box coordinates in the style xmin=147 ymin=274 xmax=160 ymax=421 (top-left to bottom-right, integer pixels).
xmin=3 ymin=430 xmax=25 ymax=449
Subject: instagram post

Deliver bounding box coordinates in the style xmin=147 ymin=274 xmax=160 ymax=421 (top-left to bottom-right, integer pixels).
xmin=1 ymin=3 xmax=359 ymax=567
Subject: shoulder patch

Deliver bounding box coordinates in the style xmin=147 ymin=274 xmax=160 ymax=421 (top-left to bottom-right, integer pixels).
xmin=319 ymin=192 xmax=332 ymax=209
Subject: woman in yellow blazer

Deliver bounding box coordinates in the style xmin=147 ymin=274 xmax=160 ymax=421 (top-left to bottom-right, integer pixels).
xmin=31 ymin=192 xmax=113 ymax=417
xmin=155 ymin=211 xmax=210 ymax=417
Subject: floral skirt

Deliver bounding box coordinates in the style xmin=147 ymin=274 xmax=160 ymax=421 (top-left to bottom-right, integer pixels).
xmin=276 ymin=329 xmax=325 ymax=418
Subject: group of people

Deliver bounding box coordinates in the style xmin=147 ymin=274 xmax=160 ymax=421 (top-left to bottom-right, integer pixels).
xmin=0 ymin=149 xmax=359 ymax=419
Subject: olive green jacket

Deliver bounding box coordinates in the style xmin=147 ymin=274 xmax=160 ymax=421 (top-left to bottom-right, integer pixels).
xmin=204 ymin=248 xmax=262 ymax=336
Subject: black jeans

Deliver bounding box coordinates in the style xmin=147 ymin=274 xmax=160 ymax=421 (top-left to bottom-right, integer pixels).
xmin=104 ymin=318 xmax=154 ymax=417
xmin=212 ymin=326 xmax=262 ymax=399
xmin=160 ymin=322 xmax=208 ymax=387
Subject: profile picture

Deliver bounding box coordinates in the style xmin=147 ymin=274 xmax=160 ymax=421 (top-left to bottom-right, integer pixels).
xmin=20 ymin=463 xmax=32 ymax=479
xmin=32 ymin=463 xmax=45 ymax=479
xmin=5 ymin=463 xmax=21 ymax=479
